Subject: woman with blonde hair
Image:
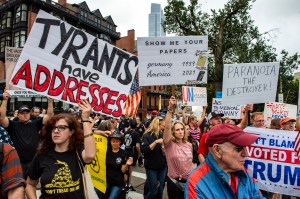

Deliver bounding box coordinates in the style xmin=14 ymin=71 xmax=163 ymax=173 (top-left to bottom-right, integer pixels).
xmin=141 ymin=117 xmax=167 ymax=199
xmin=164 ymin=96 xmax=194 ymax=199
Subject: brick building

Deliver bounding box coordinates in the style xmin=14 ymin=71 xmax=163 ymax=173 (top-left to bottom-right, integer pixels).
xmin=0 ymin=0 xmax=119 ymax=112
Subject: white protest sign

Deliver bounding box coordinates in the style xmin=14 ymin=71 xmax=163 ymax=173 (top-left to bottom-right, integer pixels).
xmin=9 ymin=10 xmax=138 ymax=118
xmin=222 ymin=62 xmax=279 ymax=105
xmin=192 ymin=106 xmax=203 ymax=117
xmin=264 ymin=102 xmax=297 ymax=127
xmin=137 ymin=36 xmax=208 ymax=86
xmin=5 ymin=47 xmax=22 ymax=91
xmin=244 ymin=127 xmax=300 ymax=197
xmin=182 ymin=86 xmax=207 ymax=106
xmin=211 ymin=98 xmax=241 ymax=119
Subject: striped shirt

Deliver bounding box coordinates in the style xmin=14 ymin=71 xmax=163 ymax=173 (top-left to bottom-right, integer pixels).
xmin=0 ymin=142 xmax=25 ymax=198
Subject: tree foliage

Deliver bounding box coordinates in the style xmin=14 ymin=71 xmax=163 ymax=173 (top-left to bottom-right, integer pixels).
xmin=164 ymin=0 xmax=277 ymax=92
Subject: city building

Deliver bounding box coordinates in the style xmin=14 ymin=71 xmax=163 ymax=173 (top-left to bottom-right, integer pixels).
xmin=0 ymin=0 xmax=119 ymax=113
xmin=148 ymin=3 xmax=166 ymax=37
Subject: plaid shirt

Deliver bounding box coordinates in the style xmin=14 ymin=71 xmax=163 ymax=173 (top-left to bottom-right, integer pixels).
xmin=0 ymin=143 xmax=25 ymax=198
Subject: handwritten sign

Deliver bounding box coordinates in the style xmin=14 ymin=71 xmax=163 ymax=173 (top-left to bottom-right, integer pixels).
xmin=264 ymin=102 xmax=297 ymax=127
xmin=211 ymin=98 xmax=241 ymax=119
xmin=9 ymin=10 xmax=138 ymax=117
xmin=222 ymin=62 xmax=279 ymax=105
xmin=5 ymin=47 xmax=22 ymax=91
xmin=137 ymin=36 xmax=208 ymax=86
xmin=244 ymin=127 xmax=300 ymax=197
xmin=182 ymin=86 xmax=207 ymax=106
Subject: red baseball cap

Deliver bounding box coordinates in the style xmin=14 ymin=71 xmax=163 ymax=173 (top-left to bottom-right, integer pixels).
xmin=280 ymin=118 xmax=296 ymax=126
xmin=206 ymin=124 xmax=259 ymax=147
xmin=152 ymin=110 xmax=158 ymax=115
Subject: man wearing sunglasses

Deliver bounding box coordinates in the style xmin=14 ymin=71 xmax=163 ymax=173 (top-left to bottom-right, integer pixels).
xmin=185 ymin=124 xmax=264 ymax=199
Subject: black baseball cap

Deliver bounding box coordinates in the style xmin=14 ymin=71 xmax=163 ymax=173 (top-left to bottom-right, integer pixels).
xmin=18 ymin=105 xmax=30 ymax=113
xmin=208 ymin=112 xmax=224 ymax=121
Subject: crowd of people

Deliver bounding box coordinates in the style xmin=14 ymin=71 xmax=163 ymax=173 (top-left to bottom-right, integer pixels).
xmin=0 ymin=91 xmax=299 ymax=199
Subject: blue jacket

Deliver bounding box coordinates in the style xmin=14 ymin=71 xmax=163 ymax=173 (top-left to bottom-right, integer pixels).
xmin=184 ymin=152 xmax=265 ymax=199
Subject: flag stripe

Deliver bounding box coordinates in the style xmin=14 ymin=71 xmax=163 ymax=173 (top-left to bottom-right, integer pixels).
xmin=122 ymin=90 xmax=141 ymax=117
xmin=294 ymin=131 xmax=300 ymax=156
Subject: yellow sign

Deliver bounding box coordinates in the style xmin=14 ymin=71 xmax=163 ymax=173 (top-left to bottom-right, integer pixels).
xmin=87 ymin=134 xmax=107 ymax=193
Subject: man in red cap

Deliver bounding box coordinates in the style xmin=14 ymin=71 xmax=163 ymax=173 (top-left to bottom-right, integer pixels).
xmin=185 ymin=124 xmax=264 ymax=199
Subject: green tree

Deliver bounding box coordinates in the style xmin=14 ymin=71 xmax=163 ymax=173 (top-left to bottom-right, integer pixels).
xmin=278 ymin=50 xmax=300 ymax=104
xmin=164 ymin=0 xmax=277 ymax=93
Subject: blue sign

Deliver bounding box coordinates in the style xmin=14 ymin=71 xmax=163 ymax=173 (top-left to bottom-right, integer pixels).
xmin=216 ymin=92 xmax=222 ymax=98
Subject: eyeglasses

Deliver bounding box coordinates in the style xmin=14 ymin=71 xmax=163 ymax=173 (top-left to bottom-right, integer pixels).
xmin=254 ymin=120 xmax=264 ymax=123
xmin=234 ymin=145 xmax=246 ymax=152
xmin=52 ymin=125 xmax=69 ymax=132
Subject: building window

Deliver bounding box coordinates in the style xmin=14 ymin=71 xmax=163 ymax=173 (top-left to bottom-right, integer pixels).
xmin=99 ymin=34 xmax=111 ymax=43
xmin=15 ymin=4 xmax=27 ymax=24
xmin=80 ymin=10 xmax=88 ymax=21
xmin=14 ymin=30 xmax=26 ymax=47
xmin=148 ymin=96 xmax=151 ymax=107
xmin=1 ymin=11 xmax=12 ymax=29
xmin=94 ymin=17 xmax=101 ymax=26
xmin=0 ymin=35 xmax=11 ymax=53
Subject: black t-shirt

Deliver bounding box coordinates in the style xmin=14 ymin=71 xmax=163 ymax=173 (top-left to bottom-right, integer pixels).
xmin=6 ymin=118 xmax=43 ymax=162
xmin=27 ymin=148 xmax=85 ymax=199
xmin=124 ymin=129 xmax=140 ymax=155
xmin=118 ymin=118 xmax=129 ymax=133
xmin=141 ymin=132 xmax=167 ymax=170
xmin=136 ymin=125 xmax=145 ymax=138
xmin=106 ymin=146 xmax=127 ymax=187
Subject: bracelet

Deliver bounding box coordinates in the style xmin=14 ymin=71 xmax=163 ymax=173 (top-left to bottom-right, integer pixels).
xmin=82 ymin=120 xmax=92 ymax=123
xmin=84 ymin=133 xmax=94 ymax=138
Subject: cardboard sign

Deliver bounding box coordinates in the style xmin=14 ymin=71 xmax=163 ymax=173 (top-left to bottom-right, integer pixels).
xmin=137 ymin=36 xmax=208 ymax=86
xmin=264 ymin=102 xmax=297 ymax=127
xmin=244 ymin=127 xmax=300 ymax=197
xmin=182 ymin=86 xmax=207 ymax=106
xmin=9 ymin=10 xmax=138 ymax=117
xmin=211 ymin=98 xmax=241 ymax=119
xmin=222 ymin=62 xmax=279 ymax=105
xmin=5 ymin=47 xmax=22 ymax=91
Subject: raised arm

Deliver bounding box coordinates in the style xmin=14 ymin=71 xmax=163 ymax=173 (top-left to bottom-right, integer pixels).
xmin=197 ymin=106 xmax=207 ymax=127
xmin=0 ymin=91 xmax=10 ymax=128
xmin=163 ymin=96 xmax=176 ymax=145
xmin=42 ymin=98 xmax=54 ymax=125
xmin=182 ymin=106 xmax=188 ymax=125
xmin=79 ymin=99 xmax=96 ymax=163
xmin=237 ymin=104 xmax=251 ymax=129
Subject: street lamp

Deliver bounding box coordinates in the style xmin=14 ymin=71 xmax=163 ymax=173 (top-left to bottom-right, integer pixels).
xmin=294 ymin=72 xmax=300 ymax=115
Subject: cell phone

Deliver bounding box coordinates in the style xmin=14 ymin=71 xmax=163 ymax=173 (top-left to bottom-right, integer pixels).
xmin=197 ymin=71 xmax=205 ymax=81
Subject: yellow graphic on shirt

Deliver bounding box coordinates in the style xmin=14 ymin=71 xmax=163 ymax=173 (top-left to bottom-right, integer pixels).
xmin=44 ymin=160 xmax=80 ymax=194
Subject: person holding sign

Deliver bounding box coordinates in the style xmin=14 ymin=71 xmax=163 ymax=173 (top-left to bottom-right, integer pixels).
xmin=164 ymin=96 xmax=194 ymax=199
xmin=0 ymin=91 xmax=54 ymax=179
xmin=198 ymin=105 xmax=251 ymax=163
xmin=25 ymin=99 xmax=96 ymax=199
xmin=185 ymin=124 xmax=263 ymax=199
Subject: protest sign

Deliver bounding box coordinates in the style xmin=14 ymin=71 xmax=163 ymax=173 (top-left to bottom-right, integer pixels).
xmin=211 ymin=98 xmax=241 ymax=119
xmin=182 ymin=86 xmax=207 ymax=106
xmin=192 ymin=106 xmax=203 ymax=117
xmin=9 ymin=10 xmax=138 ymax=117
xmin=264 ymin=102 xmax=297 ymax=127
xmin=5 ymin=47 xmax=22 ymax=91
xmin=137 ymin=36 xmax=208 ymax=86
xmin=244 ymin=127 xmax=300 ymax=197
xmin=87 ymin=134 xmax=107 ymax=193
xmin=222 ymin=62 xmax=279 ymax=105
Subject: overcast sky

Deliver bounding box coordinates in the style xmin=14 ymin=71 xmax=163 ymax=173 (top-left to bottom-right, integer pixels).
xmin=70 ymin=0 xmax=300 ymax=58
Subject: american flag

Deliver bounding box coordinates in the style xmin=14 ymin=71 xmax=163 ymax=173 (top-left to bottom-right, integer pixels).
xmin=122 ymin=77 xmax=141 ymax=117
xmin=294 ymin=131 xmax=300 ymax=156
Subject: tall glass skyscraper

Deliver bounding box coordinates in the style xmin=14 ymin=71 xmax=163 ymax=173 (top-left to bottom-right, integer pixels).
xmin=148 ymin=3 xmax=166 ymax=37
